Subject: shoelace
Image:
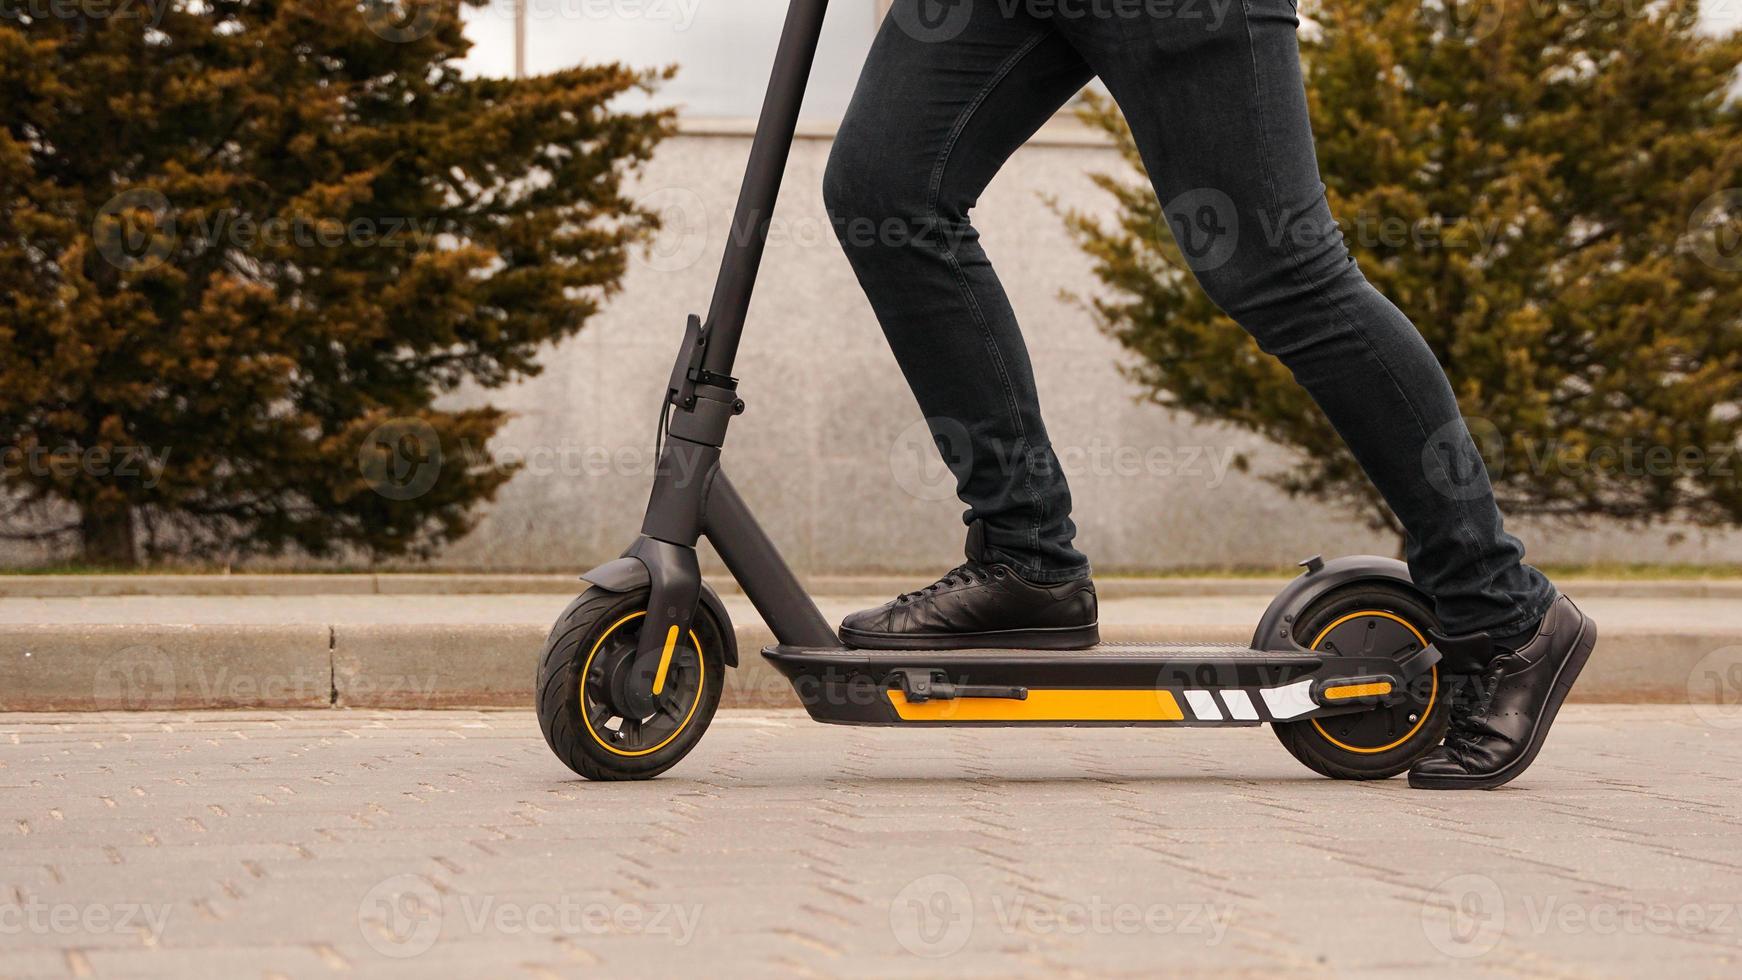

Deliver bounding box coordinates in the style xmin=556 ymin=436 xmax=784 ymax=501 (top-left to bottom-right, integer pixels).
xmin=896 ymin=561 xmax=994 ymax=604
xmin=1444 ymin=670 xmax=1502 ymax=746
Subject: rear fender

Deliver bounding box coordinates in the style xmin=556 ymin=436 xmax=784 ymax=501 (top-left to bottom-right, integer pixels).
xmin=1252 ymin=556 xmax=1438 ymax=677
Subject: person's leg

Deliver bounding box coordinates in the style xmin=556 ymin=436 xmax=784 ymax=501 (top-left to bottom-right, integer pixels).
xmin=1060 ymin=0 xmax=1591 ymax=788
xmin=1056 ymin=0 xmax=1556 ymax=641
xmin=823 ymin=0 xmax=1095 ymax=584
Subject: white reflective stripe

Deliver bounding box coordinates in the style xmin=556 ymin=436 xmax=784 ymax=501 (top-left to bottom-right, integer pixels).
xmin=1221 ymin=689 xmax=1259 ymax=721
xmin=1261 ymin=679 xmax=1317 ymax=720
xmin=1184 ymin=690 xmax=1221 ymax=721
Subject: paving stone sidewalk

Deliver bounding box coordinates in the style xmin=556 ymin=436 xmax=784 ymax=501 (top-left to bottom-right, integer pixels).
xmin=2 ymin=706 xmax=1740 ymax=978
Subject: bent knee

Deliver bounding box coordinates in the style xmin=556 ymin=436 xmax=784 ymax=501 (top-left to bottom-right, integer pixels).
xmin=824 ymin=154 xmax=928 ymax=254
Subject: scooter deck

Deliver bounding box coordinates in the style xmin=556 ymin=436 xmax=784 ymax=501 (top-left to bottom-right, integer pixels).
xmin=763 ymin=642 xmax=1423 ymax=727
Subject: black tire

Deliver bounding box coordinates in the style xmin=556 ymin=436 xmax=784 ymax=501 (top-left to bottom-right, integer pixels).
xmin=536 ymin=586 xmax=725 ymax=781
xmin=1272 ymin=582 xmax=1448 ymax=780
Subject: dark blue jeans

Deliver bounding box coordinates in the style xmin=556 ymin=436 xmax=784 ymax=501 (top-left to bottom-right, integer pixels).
xmin=822 ymin=0 xmax=1556 ymax=637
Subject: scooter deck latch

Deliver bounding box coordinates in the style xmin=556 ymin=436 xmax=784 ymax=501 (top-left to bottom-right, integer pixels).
xmin=888 ymin=668 xmax=1028 ymax=704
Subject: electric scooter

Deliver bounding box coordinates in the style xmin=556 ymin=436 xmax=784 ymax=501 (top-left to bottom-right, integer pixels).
xmin=534 ymin=0 xmax=1449 ymax=781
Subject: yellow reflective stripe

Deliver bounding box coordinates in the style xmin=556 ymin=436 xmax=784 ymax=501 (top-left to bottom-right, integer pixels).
xmin=889 ymin=689 xmax=1183 ymax=722
xmin=651 ymin=625 xmax=680 ymax=696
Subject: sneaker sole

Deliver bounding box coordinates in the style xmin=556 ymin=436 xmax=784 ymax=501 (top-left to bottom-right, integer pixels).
xmin=839 ymin=623 xmax=1101 ymax=651
xmin=1407 ymin=611 xmax=1597 ymax=791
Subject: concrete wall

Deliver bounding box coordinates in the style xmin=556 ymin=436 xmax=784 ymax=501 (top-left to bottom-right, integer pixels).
xmin=427 ymin=123 xmax=1742 ymax=574
xmin=3 ymin=123 xmax=1736 ymax=572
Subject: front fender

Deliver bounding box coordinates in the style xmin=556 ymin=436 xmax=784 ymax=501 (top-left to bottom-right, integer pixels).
xmin=580 ymin=556 xmax=740 ymax=668
xmin=1251 ymin=555 xmax=1428 ymax=653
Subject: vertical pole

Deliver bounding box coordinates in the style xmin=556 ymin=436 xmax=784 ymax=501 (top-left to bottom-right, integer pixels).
xmin=698 ymin=0 xmax=832 ymax=377
xmin=514 ymin=0 xmax=527 ymax=79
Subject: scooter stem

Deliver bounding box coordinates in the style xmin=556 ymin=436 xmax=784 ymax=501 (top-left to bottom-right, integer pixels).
xmin=698 ymin=0 xmax=831 ymax=378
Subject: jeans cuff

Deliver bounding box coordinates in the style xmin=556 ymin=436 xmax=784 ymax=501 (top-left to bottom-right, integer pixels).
xmin=984 ymin=547 xmax=1091 ymax=584
xmin=1452 ymin=586 xmax=1561 ymax=644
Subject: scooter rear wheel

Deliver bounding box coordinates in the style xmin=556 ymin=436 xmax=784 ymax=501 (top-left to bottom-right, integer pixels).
xmin=536 ymin=586 xmax=725 ymax=780
xmin=1271 ymin=582 xmax=1448 ymax=780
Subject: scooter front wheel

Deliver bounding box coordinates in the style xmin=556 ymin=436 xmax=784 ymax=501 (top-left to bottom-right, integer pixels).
xmin=535 ymin=586 xmax=726 ymax=780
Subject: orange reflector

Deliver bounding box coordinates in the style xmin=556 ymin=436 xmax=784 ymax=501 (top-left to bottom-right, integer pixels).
xmin=1322 ymin=681 xmax=1393 ymax=700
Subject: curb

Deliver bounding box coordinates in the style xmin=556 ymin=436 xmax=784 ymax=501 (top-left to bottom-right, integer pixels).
xmin=4 ymin=573 xmax=1742 ymax=599
xmin=3 ymin=622 xmax=1736 ymax=711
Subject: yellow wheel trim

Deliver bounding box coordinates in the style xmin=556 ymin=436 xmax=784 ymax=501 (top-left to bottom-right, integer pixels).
xmin=579 ymin=611 xmax=706 ymax=758
xmin=1308 ymin=610 xmax=1438 ymax=755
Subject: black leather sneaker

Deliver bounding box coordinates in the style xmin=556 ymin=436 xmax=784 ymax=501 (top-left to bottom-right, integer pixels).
xmin=839 ymin=524 xmax=1098 ymax=651
xmin=1408 ymin=595 xmax=1597 ymax=790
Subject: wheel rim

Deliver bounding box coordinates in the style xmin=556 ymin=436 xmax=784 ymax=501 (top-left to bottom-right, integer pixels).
xmin=579 ymin=612 xmax=706 ymax=757
xmin=1307 ymin=610 xmax=1438 ymax=754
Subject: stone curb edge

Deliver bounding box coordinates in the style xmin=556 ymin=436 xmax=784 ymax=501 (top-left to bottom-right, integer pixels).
xmin=2 ymin=622 xmax=1735 ymax=711
xmin=4 ymin=574 xmax=1739 ymax=599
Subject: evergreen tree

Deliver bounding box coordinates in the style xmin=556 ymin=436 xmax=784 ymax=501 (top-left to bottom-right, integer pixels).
xmin=1066 ymin=0 xmax=1742 ymax=538
xmin=0 ymin=0 xmax=672 ymax=564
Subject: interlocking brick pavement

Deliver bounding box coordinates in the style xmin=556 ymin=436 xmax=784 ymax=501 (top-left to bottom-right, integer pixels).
xmin=2 ymin=706 xmax=1739 ymax=977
